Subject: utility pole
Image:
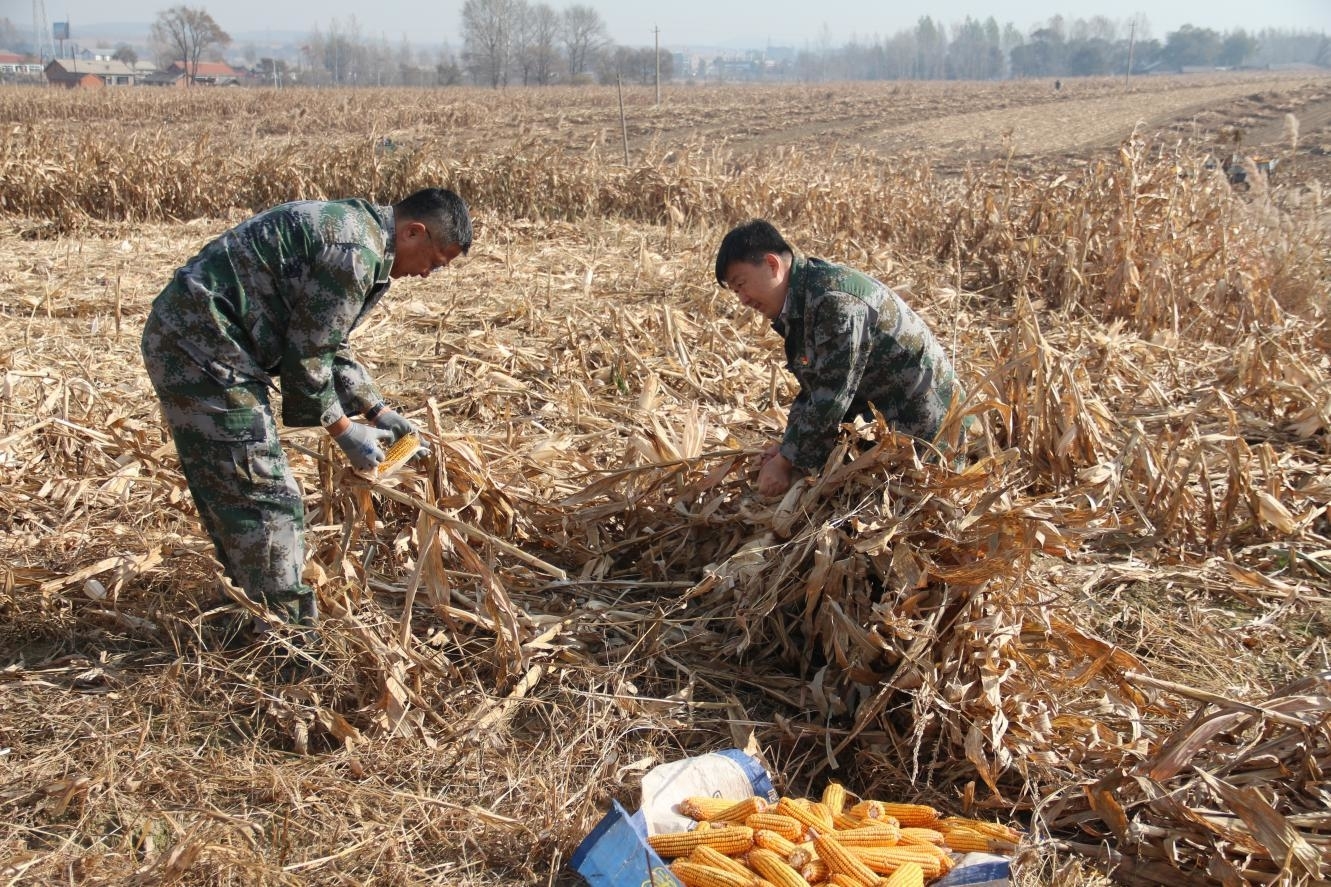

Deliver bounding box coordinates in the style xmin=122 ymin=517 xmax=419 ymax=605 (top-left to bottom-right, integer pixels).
xmin=617 ymin=75 xmax=630 ymax=165
xmin=1125 ymin=19 xmax=1136 ymax=88
xmin=653 ymin=25 xmax=661 ymax=106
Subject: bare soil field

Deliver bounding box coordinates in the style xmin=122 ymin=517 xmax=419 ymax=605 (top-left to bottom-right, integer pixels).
xmin=1 ymin=74 xmax=1329 ymax=887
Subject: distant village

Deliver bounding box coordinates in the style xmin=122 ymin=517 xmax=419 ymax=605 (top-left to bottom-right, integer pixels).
xmin=1 ymin=53 xmax=247 ymax=88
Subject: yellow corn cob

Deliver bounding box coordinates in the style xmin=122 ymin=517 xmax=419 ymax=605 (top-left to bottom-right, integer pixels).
xmin=788 ymin=842 xmax=815 ymax=870
xmin=942 ymin=826 xmax=1017 ymax=853
xmin=691 ymin=845 xmax=757 ymax=877
xmin=777 ymin=797 xmax=833 ymax=833
xmin=846 ymin=803 xmax=938 ymax=828
xmin=745 ymin=813 xmax=805 ymax=842
xmin=799 ymin=859 xmax=830 ymax=884
xmin=811 ymin=832 xmax=880 ymax=887
xmin=649 ymin=825 xmax=755 ymax=859
xmin=680 ymin=796 xmax=749 ymax=821
xmin=846 ymin=801 xmax=887 ymax=822
xmin=812 ymin=802 xmax=836 ymax=830
xmin=880 ymin=861 xmax=925 ymax=887
xmin=829 ymin=823 xmax=901 ymax=847
xmin=939 ymin=817 xmax=1023 ymax=844
xmin=845 ymin=846 xmax=942 ymax=879
xmin=754 ymin=829 xmax=800 ymax=857
xmin=375 ymin=432 xmax=421 ymax=477
xmin=670 ymin=860 xmax=760 ymax=887
xmin=826 ymin=875 xmax=869 ymax=887
xmin=832 ymin=812 xmax=870 ymax=831
xmin=820 ymin=783 xmax=849 ymax=817
xmin=897 ymin=827 xmax=944 ymax=846
xmin=713 ymin=796 xmax=769 ymax=823
xmin=749 ymin=847 xmax=815 ymax=887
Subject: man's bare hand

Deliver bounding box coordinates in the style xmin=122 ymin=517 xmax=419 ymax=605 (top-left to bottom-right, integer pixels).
xmin=757 ymin=451 xmax=794 ymax=498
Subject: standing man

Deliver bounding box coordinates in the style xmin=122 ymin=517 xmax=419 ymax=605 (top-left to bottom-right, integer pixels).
xmin=142 ymin=188 xmax=472 ymax=628
xmin=715 ymin=219 xmax=962 ymax=498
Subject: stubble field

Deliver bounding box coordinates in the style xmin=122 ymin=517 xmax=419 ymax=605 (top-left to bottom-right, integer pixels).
xmin=1 ymin=72 xmax=1330 ymax=886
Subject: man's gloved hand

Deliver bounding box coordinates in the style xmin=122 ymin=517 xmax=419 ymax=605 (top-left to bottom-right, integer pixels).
xmin=332 ymin=422 xmax=394 ymax=473
xmin=368 ymin=405 xmax=415 ymax=444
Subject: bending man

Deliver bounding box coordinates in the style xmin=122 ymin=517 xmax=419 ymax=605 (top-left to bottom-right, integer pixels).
xmin=715 ymin=219 xmax=962 ymax=498
xmin=142 ymin=188 xmax=472 ymax=627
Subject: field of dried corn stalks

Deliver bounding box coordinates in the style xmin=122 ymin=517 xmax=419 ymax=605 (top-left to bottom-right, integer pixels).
xmin=2 ymin=76 xmax=1330 ymax=886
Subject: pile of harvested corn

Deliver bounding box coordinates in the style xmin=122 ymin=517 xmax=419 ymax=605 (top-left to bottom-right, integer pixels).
xmin=652 ymin=785 xmax=1021 ymax=886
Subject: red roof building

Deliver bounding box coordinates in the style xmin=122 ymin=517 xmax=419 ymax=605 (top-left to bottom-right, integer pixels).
xmin=167 ymin=60 xmax=240 ymax=85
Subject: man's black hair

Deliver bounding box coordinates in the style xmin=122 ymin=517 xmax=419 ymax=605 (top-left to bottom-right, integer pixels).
xmin=395 ymin=188 xmax=473 ymax=255
xmin=714 ymin=219 xmax=792 ymax=285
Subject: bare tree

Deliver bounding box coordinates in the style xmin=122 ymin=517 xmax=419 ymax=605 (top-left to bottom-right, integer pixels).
xmin=512 ymin=1 xmax=535 ymax=85
xmin=514 ymin=2 xmax=560 ymax=85
xmin=561 ymin=4 xmax=607 ymax=80
xmin=600 ymin=45 xmax=673 ymax=86
xmin=150 ymin=5 xmax=231 ymax=85
xmin=462 ymin=0 xmax=518 ymax=88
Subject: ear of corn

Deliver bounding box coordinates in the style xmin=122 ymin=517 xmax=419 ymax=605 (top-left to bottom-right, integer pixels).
xmin=777 ymin=797 xmax=834 ymax=833
xmin=830 ymin=823 xmax=902 ymax=846
xmin=787 ymin=842 xmax=815 ymax=870
xmin=811 ymin=832 xmax=881 ymax=886
xmin=375 ymin=431 xmax=421 ymax=477
xmin=649 ymin=825 xmax=756 ymax=859
xmin=880 ymin=861 xmax=925 ymax=887
xmin=680 ymin=797 xmax=748 ymax=821
xmin=833 ymin=812 xmax=870 ymax=830
xmin=744 ymin=813 xmax=806 ymax=841
xmin=714 ymin=796 xmax=769 ymax=823
xmin=897 ymin=827 xmax=943 ymax=846
xmin=753 ymin=828 xmax=800 ymax=857
xmin=938 ymin=817 xmax=1023 ymax=844
xmin=942 ymin=826 xmax=1016 ymax=853
xmin=670 ymin=860 xmax=761 ymax=887
xmin=848 ymin=803 xmax=938 ymax=828
xmin=826 ymin=874 xmax=871 ymax=887
xmin=845 ymin=845 xmax=943 ymax=879
xmin=799 ymin=859 xmax=831 ymax=884
xmin=820 ymin=783 xmax=848 ymax=817
xmin=748 ymin=847 xmax=815 ymax=887
xmin=690 ymin=845 xmax=757 ymax=877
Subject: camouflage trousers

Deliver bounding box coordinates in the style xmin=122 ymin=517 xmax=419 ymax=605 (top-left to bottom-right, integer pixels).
xmin=141 ymin=312 xmax=316 ymax=626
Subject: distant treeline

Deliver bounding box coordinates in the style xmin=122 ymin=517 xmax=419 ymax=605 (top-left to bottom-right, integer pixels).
xmin=5 ymin=6 xmax=1321 ymax=87
xmin=789 ymin=19 xmax=1329 ymax=82
xmin=393 ymin=5 xmax=1330 ymax=87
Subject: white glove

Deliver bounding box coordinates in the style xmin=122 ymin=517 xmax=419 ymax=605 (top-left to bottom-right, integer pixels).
xmin=369 ymin=405 xmax=416 ymax=443
xmin=333 ymin=422 xmax=393 ymax=472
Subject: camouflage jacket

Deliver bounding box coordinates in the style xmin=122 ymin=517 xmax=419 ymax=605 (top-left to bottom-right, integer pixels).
xmin=774 ymin=253 xmax=960 ymax=471
xmin=147 ymin=198 xmax=395 ymax=428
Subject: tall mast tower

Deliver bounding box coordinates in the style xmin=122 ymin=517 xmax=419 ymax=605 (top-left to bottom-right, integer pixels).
xmin=32 ymin=0 xmax=57 ymax=63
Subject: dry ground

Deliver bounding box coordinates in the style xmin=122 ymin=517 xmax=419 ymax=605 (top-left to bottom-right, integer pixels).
xmin=1 ymin=74 xmax=1329 ymax=886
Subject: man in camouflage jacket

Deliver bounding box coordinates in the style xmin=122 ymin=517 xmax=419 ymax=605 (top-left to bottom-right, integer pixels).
xmin=715 ymin=219 xmax=962 ymax=498
xmin=142 ymin=188 xmax=472 ymax=627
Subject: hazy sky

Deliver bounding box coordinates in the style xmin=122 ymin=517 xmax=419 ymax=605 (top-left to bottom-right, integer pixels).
xmin=23 ymin=0 xmax=1331 ymax=47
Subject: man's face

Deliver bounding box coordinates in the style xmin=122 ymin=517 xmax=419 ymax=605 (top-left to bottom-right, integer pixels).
xmin=391 ymin=222 xmax=463 ymax=279
xmin=723 ymin=255 xmax=785 ymax=321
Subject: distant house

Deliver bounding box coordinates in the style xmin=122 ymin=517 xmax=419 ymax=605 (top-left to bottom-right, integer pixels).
xmin=167 ymin=60 xmax=240 ymax=85
xmin=141 ymin=70 xmax=188 ymax=88
xmin=44 ymin=59 xmax=138 ymax=88
xmin=0 ymin=52 xmax=44 ymax=78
